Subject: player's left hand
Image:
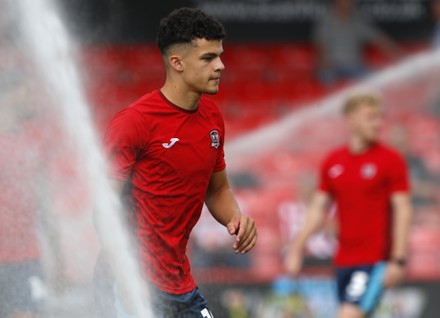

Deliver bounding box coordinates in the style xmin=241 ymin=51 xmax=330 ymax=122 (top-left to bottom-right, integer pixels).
xmin=383 ymin=261 xmax=405 ymax=288
xmin=227 ymin=215 xmax=257 ymax=254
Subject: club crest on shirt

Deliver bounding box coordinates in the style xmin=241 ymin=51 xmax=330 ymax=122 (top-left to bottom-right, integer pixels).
xmin=210 ymin=130 xmax=220 ymax=149
xmin=361 ymin=163 xmax=377 ymax=179
xmin=329 ymin=164 xmax=344 ymax=179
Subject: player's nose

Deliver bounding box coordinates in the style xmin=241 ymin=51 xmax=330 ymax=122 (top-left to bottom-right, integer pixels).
xmin=215 ymin=58 xmax=225 ymax=72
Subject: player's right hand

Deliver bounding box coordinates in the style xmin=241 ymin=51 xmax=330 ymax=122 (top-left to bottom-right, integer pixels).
xmin=284 ymin=248 xmax=304 ymax=277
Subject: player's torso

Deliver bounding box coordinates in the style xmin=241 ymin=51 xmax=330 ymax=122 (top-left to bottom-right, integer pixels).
xmin=327 ymin=150 xmax=389 ymax=199
xmin=325 ymin=145 xmax=396 ymax=264
xmin=131 ymin=99 xmax=223 ymax=198
xmin=127 ymin=94 xmax=224 ymax=292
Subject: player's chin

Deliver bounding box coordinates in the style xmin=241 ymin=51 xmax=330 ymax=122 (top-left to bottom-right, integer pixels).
xmin=203 ymin=86 xmax=220 ymax=95
xmin=367 ymin=133 xmax=380 ymax=143
xmin=362 ymin=130 xmax=379 ymax=142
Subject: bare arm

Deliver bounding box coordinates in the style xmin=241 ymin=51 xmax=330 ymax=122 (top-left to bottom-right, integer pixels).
xmin=285 ymin=191 xmax=331 ymax=276
xmin=205 ymin=170 xmax=241 ymax=226
xmin=205 ymin=170 xmax=257 ymax=254
xmin=384 ymin=192 xmax=412 ymax=287
xmin=289 ymin=191 xmax=331 ymax=253
xmin=390 ymin=192 xmax=412 ymax=261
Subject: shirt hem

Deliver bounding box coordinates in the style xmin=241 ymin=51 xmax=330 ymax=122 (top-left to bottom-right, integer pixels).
xmin=334 ymin=257 xmax=388 ymax=267
xmin=213 ymin=165 xmax=226 ymax=173
xmin=148 ymin=279 xmax=197 ymax=295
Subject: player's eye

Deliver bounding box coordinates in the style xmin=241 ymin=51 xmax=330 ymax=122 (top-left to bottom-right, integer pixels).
xmin=201 ymin=55 xmax=216 ymax=62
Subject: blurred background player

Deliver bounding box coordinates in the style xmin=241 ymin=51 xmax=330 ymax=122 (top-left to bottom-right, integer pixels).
xmin=285 ymin=93 xmax=412 ymax=318
xmin=277 ymin=172 xmax=337 ymax=263
xmin=95 ymin=7 xmax=257 ymax=318
xmin=314 ymin=0 xmax=400 ymax=84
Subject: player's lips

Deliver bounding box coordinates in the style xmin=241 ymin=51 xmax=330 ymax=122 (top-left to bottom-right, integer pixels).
xmin=210 ymin=77 xmax=220 ymax=82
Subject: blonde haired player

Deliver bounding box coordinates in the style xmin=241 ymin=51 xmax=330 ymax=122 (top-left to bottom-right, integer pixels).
xmin=285 ymin=93 xmax=412 ymax=318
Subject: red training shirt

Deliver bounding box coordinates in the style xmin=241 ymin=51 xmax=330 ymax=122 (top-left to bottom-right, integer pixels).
xmin=319 ymin=142 xmax=409 ymax=266
xmin=104 ymin=90 xmax=226 ymax=294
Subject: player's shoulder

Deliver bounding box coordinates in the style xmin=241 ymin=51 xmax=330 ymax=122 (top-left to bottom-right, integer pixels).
xmin=113 ymin=90 xmax=167 ymax=123
xmin=376 ymin=143 xmax=406 ymax=163
xmin=319 ymin=146 xmax=347 ymax=170
xmin=108 ymin=91 xmax=161 ymax=127
xmin=127 ymin=90 xmax=163 ymax=112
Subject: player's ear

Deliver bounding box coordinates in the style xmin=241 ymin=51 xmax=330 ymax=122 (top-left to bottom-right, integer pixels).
xmin=168 ymin=54 xmax=184 ymax=72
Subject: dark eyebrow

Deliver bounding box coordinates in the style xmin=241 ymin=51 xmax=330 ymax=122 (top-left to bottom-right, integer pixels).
xmin=200 ymin=51 xmax=224 ymax=59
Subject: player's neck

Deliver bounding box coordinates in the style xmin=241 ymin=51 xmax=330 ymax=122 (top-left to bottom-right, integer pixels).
xmin=348 ymin=136 xmax=375 ymax=154
xmin=160 ymin=82 xmax=201 ymax=112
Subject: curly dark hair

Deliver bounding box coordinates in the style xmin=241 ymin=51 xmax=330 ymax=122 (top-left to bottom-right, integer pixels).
xmin=157 ymin=7 xmax=226 ymax=55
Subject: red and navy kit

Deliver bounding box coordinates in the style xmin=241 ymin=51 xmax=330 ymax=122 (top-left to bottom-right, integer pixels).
xmin=104 ymin=90 xmax=226 ymax=294
xmin=319 ymin=142 xmax=409 ymax=266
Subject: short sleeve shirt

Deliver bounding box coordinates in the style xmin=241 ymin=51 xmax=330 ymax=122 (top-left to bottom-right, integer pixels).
xmin=104 ymin=90 xmax=226 ymax=294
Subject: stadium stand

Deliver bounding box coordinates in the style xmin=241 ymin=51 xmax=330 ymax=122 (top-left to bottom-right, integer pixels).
xmin=81 ymin=42 xmax=440 ymax=284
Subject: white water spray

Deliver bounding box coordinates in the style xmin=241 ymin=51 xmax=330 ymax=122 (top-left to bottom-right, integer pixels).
xmin=16 ymin=0 xmax=151 ymax=316
xmin=226 ymin=50 xmax=440 ymax=160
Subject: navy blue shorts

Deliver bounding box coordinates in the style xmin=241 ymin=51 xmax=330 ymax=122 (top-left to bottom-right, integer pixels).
xmin=0 ymin=260 xmax=44 ymax=317
xmin=93 ymin=254 xmax=214 ymax=318
xmin=336 ymin=262 xmax=386 ymax=315
xmin=114 ymin=284 xmax=214 ymax=318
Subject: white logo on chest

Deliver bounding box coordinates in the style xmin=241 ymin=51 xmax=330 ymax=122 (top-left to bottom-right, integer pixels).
xmin=162 ymin=138 xmax=179 ymax=149
xmin=329 ymin=164 xmax=344 ymax=178
xmin=360 ymin=163 xmax=377 ymax=179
